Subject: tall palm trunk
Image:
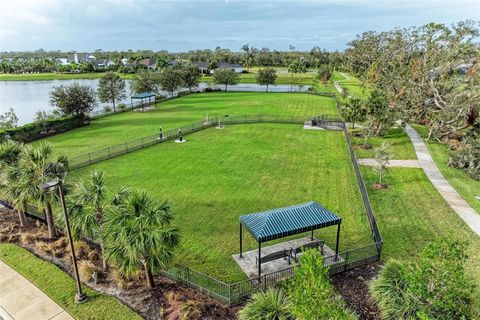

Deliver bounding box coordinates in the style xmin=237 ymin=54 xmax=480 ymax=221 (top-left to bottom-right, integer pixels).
xmin=17 ymin=209 xmax=27 ymax=227
xmin=45 ymin=201 xmax=57 ymax=238
xmin=143 ymin=261 xmax=155 ymax=288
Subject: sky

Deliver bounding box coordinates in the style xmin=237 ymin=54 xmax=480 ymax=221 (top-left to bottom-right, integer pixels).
xmin=0 ymin=0 xmax=479 ymax=52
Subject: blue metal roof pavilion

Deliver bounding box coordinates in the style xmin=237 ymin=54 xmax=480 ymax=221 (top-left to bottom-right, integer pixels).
xmin=130 ymin=92 xmax=156 ymax=109
xmin=239 ymin=201 xmax=342 ymax=276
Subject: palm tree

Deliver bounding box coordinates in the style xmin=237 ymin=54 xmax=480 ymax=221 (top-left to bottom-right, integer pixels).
xmin=238 ymin=288 xmax=293 ymax=320
xmin=18 ymin=143 xmax=68 ymax=239
xmin=0 ymin=141 xmax=28 ymax=227
xmin=69 ymin=170 xmax=130 ymax=270
xmin=103 ymin=190 xmax=180 ymax=288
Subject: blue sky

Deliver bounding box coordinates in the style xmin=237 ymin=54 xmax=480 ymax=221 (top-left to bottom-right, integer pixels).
xmin=0 ymin=0 xmax=479 ymax=52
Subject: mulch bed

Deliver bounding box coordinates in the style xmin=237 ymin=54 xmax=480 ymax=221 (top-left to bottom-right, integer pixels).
xmin=373 ymin=183 xmax=388 ymax=190
xmin=1 ymin=208 xmax=383 ymax=320
xmin=354 ymin=144 xmax=373 ymax=150
xmin=0 ymin=209 xmax=238 ymax=320
xmin=332 ymin=262 xmax=383 ymax=320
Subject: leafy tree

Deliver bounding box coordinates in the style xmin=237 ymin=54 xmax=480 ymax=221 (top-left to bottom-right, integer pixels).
xmin=98 ymin=72 xmax=126 ymax=112
xmin=241 ymin=44 xmax=256 ymax=72
xmin=213 ymin=68 xmax=240 ymax=91
xmin=365 ymin=89 xmax=394 ymax=135
xmin=50 ymin=83 xmax=97 ymax=116
xmin=18 ymin=143 xmax=69 ymax=238
xmin=316 ymin=64 xmax=333 ymax=86
xmin=103 ymin=190 xmax=181 ymax=288
xmin=159 ymin=67 xmax=184 ymax=97
xmin=207 ymin=58 xmax=218 ymax=71
xmin=287 ymin=60 xmax=299 ymax=91
xmin=34 ymin=110 xmax=57 ymax=133
xmin=0 ymin=141 xmax=28 ymax=227
xmin=238 ymin=288 xmax=293 ymax=320
xmin=69 ymin=170 xmax=130 ymax=270
xmin=370 ymin=237 xmax=475 ymax=320
xmin=286 ymin=249 xmax=356 ymax=319
xmin=255 ymin=67 xmax=277 ymax=92
xmin=180 ymin=63 xmax=202 ymax=92
xmin=130 ymin=69 xmax=160 ymax=94
xmin=342 ymin=98 xmax=366 ymax=128
xmin=0 ymin=108 xmax=19 ymax=130
xmin=373 ymin=142 xmax=391 ymax=184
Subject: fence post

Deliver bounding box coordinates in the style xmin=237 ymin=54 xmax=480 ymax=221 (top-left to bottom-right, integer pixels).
xmin=344 ymin=250 xmax=349 ymax=271
xmin=263 ymin=274 xmax=267 ymax=291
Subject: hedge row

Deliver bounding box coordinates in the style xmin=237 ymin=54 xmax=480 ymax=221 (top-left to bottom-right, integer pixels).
xmin=0 ymin=114 xmax=90 ymax=142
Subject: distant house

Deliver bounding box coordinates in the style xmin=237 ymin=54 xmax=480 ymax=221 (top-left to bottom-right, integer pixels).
xmin=140 ymin=58 xmax=157 ymax=70
xmin=94 ymin=59 xmax=115 ymax=70
xmin=58 ymin=58 xmax=69 ymax=66
xmin=63 ymin=53 xmax=97 ymax=65
xmin=121 ymin=58 xmax=129 ymax=66
xmin=193 ymin=61 xmax=243 ymax=74
xmin=218 ymin=62 xmax=243 ymax=73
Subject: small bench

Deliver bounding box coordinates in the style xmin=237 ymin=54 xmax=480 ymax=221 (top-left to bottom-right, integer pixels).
xmin=256 ymin=249 xmax=291 ymax=267
xmin=291 ymin=240 xmax=325 ymax=263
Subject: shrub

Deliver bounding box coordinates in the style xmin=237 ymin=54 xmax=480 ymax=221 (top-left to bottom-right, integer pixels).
xmin=238 ymin=288 xmax=293 ymax=320
xmin=286 ymin=249 xmax=357 ymax=319
xmin=448 ymin=140 xmax=480 ymax=180
xmin=118 ymin=103 xmax=127 ymax=111
xmin=78 ymin=260 xmax=100 ymax=282
xmin=370 ymin=237 xmax=475 ymax=320
xmin=103 ymin=106 xmax=112 ymax=113
xmin=162 ymin=291 xmax=202 ymax=320
xmin=0 ymin=114 xmax=89 ymax=142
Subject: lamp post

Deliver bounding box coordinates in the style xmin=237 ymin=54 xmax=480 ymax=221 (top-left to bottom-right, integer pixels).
xmin=38 ymin=179 xmax=88 ymax=304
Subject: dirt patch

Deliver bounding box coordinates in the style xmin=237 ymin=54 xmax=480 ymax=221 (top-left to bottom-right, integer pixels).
xmin=332 ymin=262 xmax=383 ymax=320
xmin=0 ymin=209 xmax=238 ymax=320
xmin=373 ymin=183 xmax=388 ymax=190
xmin=355 ymin=144 xmax=373 ymax=150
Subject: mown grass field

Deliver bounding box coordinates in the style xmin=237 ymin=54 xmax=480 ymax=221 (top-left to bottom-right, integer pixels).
xmin=362 ymin=167 xmax=480 ymax=307
xmin=412 ymin=124 xmax=480 ymax=214
xmin=333 ymin=72 xmax=369 ymax=99
xmin=68 ymin=124 xmax=372 ymax=282
xmin=40 ymin=92 xmax=338 ymax=157
xmin=0 ymin=243 xmax=141 ymax=319
xmin=352 ymin=127 xmax=417 ymax=160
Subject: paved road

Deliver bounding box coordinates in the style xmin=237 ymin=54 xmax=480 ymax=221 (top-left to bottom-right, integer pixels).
xmin=0 ymin=261 xmax=74 ymax=320
xmin=405 ymin=125 xmax=480 ymax=236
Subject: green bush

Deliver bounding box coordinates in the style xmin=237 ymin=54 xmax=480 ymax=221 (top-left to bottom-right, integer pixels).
xmin=370 ymin=237 xmax=476 ymax=320
xmin=286 ymin=249 xmax=357 ymax=320
xmin=0 ymin=114 xmax=89 ymax=142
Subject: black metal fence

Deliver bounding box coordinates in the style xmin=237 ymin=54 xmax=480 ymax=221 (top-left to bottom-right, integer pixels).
xmin=158 ymin=241 xmax=382 ymax=305
xmin=69 ymin=114 xmax=344 ymax=170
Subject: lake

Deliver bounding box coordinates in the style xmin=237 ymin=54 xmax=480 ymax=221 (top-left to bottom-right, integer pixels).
xmin=0 ymin=79 xmax=309 ymax=125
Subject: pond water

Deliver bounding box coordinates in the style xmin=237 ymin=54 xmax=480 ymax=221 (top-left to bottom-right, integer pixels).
xmin=0 ymin=80 xmax=309 ymax=125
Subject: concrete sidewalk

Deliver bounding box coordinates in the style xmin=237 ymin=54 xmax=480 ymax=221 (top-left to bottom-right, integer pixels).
xmin=0 ymin=261 xmax=74 ymax=320
xmin=405 ymin=125 xmax=480 ymax=236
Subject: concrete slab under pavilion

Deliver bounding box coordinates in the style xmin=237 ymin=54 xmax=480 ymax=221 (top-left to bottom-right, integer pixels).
xmin=232 ymin=236 xmax=343 ymax=278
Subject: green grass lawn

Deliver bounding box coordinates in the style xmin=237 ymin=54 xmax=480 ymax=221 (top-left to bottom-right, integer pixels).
xmin=0 ymin=243 xmax=141 ymax=320
xmin=411 ymin=124 xmax=480 ymax=213
xmin=68 ymin=124 xmax=372 ymax=282
xmin=333 ymin=72 xmax=369 ymax=100
xmin=352 ymin=127 xmax=417 ymax=160
xmin=362 ymin=167 xmax=480 ymax=309
xmin=0 ymin=71 xmax=317 ymax=85
xmin=40 ymin=92 xmax=338 ymax=157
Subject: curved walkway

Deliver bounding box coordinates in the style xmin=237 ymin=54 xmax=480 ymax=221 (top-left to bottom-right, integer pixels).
xmin=405 ymin=125 xmax=480 ymax=236
xmin=0 ymin=261 xmax=74 ymax=320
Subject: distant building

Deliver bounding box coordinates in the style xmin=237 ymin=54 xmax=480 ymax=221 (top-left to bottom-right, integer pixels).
xmin=193 ymin=61 xmax=243 ymax=74
xmin=94 ymin=59 xmax=115 ymax=70
xmin=140 ymin=58 xmax=157 ymax=70
xmin=121 ymin=58 xmax=129 ymax=66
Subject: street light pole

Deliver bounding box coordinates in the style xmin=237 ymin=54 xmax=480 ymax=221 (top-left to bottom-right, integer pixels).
xmin=58 ymin=180 xmax=88 ymax=304
xmin=38 ymin=178 xmax=88 ymax=304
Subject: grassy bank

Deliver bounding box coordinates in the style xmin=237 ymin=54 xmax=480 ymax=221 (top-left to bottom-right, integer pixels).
xmin=0 ymin=243 xmax=141 ymax=320
xmin=68 ymin=124 xmax=372 ymax=282
xmin=0 ymin=71 xmax=316 ymax=85
xmin=411 ymin=124 xmax=480 ymax=213
xmin=362 ymin=167 xmax=480 ymax=308
xmin=39 ymin=92 xmax=338 ymax=157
